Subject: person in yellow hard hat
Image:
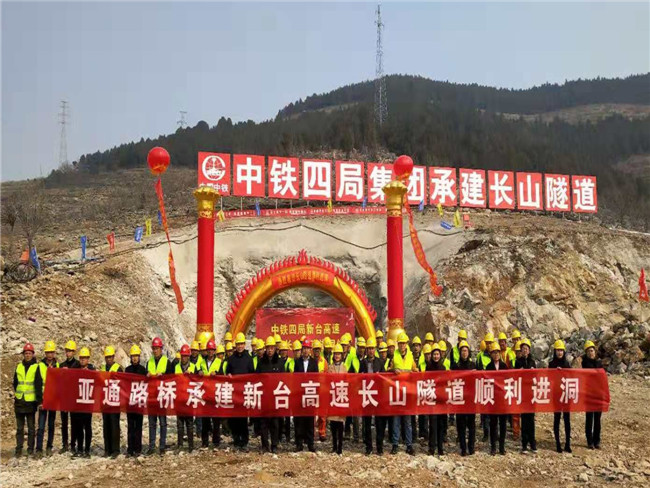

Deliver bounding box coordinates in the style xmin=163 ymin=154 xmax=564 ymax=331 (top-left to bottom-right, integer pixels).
xmin=199 ymin=339 xmax=209 ymax=363
xmin=226 ymin=332 xmax=255 ymax=451
xmin=515 ymin=338 xmax=537 ymax=452
xmin=125 ymin=344 xmax=146 ymax=456
xmin=285 ymin=340 xmax=301 ymax=372
xmin=582 ymin=340 xmax=603 ymax=449
xmin=199 ymin=340 xmax=222 ymax=450
xmin=424 ymin=332 xmax=435 ymax=348
xmin=386 ymin=339 xmax=396 ymax=363
xmin=323 ymin=337 xmax=333 ymax=364
xmin=224 ymin=331 xmax=233 ymax=349
xmin=174 ymin=345 xmax=196 ymax=453
xmin=312 ymin=339 xmax=329 ymax=442
xmin=190 ymin=340 xmax=205 ymax=372
xmin=71 ymin=347 xmax=95 ymax=458
xmin=510 ymin=329 xmax=521 ymax=350
xmin=390 ymin=332 xmax=416 ymax=455
xmin=487 ymin=342 xmax=508 ymax=455
xmin=426 ymin=342 xmax=446 ymax=455
xmin=14 ymin=343 xmax=43 ymax=457
xmin=225 ymin=341 xmax=234 ymax=359
xmin=410 ymin=336 xmax=426 ymax=441
xmin=356 ymin=337 xmax=367 ymax=360
xmin=451 ymin=340 xmax=475 ymax=456
xmin=421 ymin=343 xmax=432 ymax=371
xmin=257 ymin=336 xmax=283 ymax=453
xmin=100 ymin=346 xmax=123 ymax=457
xmin=146 ymin=337 xmax=172 ymax=455
xmin=549 ymin=339 xmax=571 ymax=453
xmin=498 ymin=332 xmax=516 ymax=367
xmin=359 ymin=337 xmax=384 ymax=455
xmin=293 ymin=339 xmax=318 ymax=452
xmin=451 ymin=329 xmax=468 ymax=367
xmin=475 ymin=333 xmax=493 ymax=442
xmin=60 ymin=340 xmax=79 ymax=453
xmin=378 ymin=341 xmax=389 ymax=368
xmin=35 ymin=341 xmax=58 ymax=456
xmin=341 ymin=335 xmax=360 ymax=443
xmin=328 ymin=344 xmax=347 ymax=455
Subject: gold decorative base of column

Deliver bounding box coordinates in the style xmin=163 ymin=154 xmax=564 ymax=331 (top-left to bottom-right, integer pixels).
xmin=387 ymin=318 xmax=405 ymax=343
xmin=194 ymin=323 xmax=215 ymax=345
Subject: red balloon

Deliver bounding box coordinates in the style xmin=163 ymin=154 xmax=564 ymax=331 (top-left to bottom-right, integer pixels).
xmin=393 ymin=155 xmax=413 ymax=179
xmin=147 ymin=147 xmax=170 ymax=176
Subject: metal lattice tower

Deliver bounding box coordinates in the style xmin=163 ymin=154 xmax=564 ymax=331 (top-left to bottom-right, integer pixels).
xmin=177 ymin=110 xmax=188 ymax=128
xmin=58 ymin=100 xmax=69 ymax=166
xmin=375 ymin=4 xmax=387 ymax=127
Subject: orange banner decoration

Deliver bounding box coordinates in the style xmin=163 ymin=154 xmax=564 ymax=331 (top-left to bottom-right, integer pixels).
xmin=155 ymin=178 xmax=185 ymax=313
xmin=403 ymin=200 xmax=443 ymax=296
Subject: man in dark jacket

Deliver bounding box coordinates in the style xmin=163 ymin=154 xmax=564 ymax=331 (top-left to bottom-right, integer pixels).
xmin=582 ymin=341 xmax=603 ymax=449
xmin=226 ymin=333 xmax=254 ymax=451
xmin=257 ymin=336 xmax=283 ymax=453
xmin=451 ymin=340 xmax=475 ymax=456
xmin=514 ymin=339 xmax=536 ymax=452
xmin=14 ymin=343 xmax=43 ymax=457
xmin=293 ymin=339 xmax=318 ymax=452
xmin=125 ymin=345 xmax=146 ymax=456
xmin=146 ymin=337 xmax=173 ymax=455
xmin=549 ymin=339 xmax=571 ymax=453
xmin=358 ymin=338 xmax=384 ymax=455
xmin=426 ymin=343 xmax=447 ymax=456
xmin=59 ymin=340 xmax=79 ymax=453
xmin=486 ymin=343 xmax=508 ymax=455
xmin=36 ymin=341 xmax=58 ymax=456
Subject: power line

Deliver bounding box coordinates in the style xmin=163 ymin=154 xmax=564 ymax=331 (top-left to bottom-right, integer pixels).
xmin=58 ymin=100 xmax=69 ymax=167
xmin=375 ymin=4 xmax=387 ymax=127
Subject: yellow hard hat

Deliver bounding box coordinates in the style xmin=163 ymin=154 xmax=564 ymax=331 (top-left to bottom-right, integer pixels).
xmin=356 ymin=337 xmax=366 ymax=347
xmin=235 ymin=332 xmax=246 ymax=344
xmin=225 ymin=342 xmax=233 ymax=351
xmin=458 ymin=329 xmax=468 ymax=340
xmin=340 ymin=336 xmax=350 ymax=345
xmin=216 ymin=344 xmax=225 ymax=354
xmin=279 ymin=340 xmax=288 ymax=351
xmin=175 ymin=352 xmax=181 ymax=359
xmin=258 ymin=338 xmax=267 ymax=349
xmin=378 ymin=341 xmax=388 ymax=352
xmin=511 ymin=330 xmax=521 ymax=339
xmin=79 ymin=347 xmax=90 ymax=358
xmin=191 ymin=341 xmax=200 ymax=351
xmin=265 ymin=336 xmax=277 ymax=347
xmin=376 ymin=330 xmax=384 ymax=339
xmin=431 ymin=342 xmax=441 ymax=352
xmin=553 ymin=340 xmax=566 ymax=350
xmin=424 ymin=332 xmax=434 ymax=342
xmin=64 ymin=340 xmax=77 ymax=351
xmin=293 ymin=340 xmax=302 ymax=351
xmin=366 ymin=337 xmax=377 ymax=348
xmin=333 ymin=344 xmax=343 ymax=354
xmin=397 ymin=332 xmax=409 ymax=343
xmin=514 ymin=341 xmax=522 ymax=351
xmin=44 ymin=341 xmax=56 ymax=353
xmin=520 ymin=338 xmax=532 ymax=349
xmin=224 ymin=331 xmax=233 ymax=341
xmin=498 ymin=332 xmax=508 ymax=341
xmin=199 ymin=340 xmax=208 ymax=351
xmin=412 ymin=336 xmax=422 ymax=345
xmin=438 ymin=340 xmax=447 ymax=352
xmin=484 ymin=333 xmax=495 ymax=343
xmin=312 ymin=339 xmax=323 ymax=350
xmin=274 ymin=333 xmax=282 ymax=343
xmin=323 ymin=337 xmax=333 ymax=348
xmin=130 ymin=344 xmax=142 ymax=356
xmin=489 ymin=342 xmax=500 ymax=353
xmin=251 ymin=337 xmax=258 ymax=348
xmin=480 ymin=340 xmax=486 ymax=352
xmin=422 ymin=344 xmax=432 ymax=354
xmin=342 ymin=332 xmax=352 ymax=340
xmin=458 ymin=340 xmax=470 ymax=350
xmin=104 ymin=346 xmax=116 ymax=357
xmin=386 ymin=339 xmax=396 ymax=348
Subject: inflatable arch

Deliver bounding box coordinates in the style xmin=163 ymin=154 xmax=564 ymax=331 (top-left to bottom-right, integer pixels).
xmin=226 ymin=250 xmax=377 ymax=340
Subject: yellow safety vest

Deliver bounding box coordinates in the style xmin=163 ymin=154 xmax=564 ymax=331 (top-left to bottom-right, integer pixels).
xmin=201 ymin=357 xmax=222 ymax=375
xmin=317 ymin=356 xmax=327 ymax=372
xmin=175 ymin=362 xmax=196 ymax=374
xmin=38 ymin=361 xmax=59 ymax=392
xmin=443 ymin=358 xmax=451 ymax=371
xmin=100 ymin=363 xmax=121 ymax=372
xmin=191 ymin=355 xmax=206 ymax=372
xmin=384 ymin=358 xmax=391 ymax=371
xmin=147 ymin=356 xmax=168 ymax=375
xmin=392 ymin=351 xmax=415 ymax=371
xmin=285 ymin=358 xmax=295 ymax=373
xmin=418 ymin=354 xmax=426 ymax=370
xmin=15 ymin=362 xmax=39 ymax=402
xmin=344 ymin=352 xmax=360 ymax=373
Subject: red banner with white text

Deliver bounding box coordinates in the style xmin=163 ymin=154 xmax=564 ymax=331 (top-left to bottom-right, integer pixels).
xmin=255 ymin=307 xmax=355 ymax=344
xmin=43 ymin=368 xmax=609 ymax=417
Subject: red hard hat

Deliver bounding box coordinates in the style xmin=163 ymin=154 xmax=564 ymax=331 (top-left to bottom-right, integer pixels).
xmin=180 ymin=344 xmax=191 ymax=356
xmin=302 ymin=339 xmax=312 ymax=348
xmin=23 ymin=343 xmax=35 ymax=353
xmin=152 ymin=337 xmax=163 ymax=348
xmin=206 ymin=340 xmax=217 ymax=350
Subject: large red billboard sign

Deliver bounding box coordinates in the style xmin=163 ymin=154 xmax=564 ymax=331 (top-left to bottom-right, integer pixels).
xmin=43 ymin=368 xmax=610 ymax=417
xmin=255 ymin=307 xmax=355 ymax=343
xmin=197 ymin=153 xmax=597 ymax=213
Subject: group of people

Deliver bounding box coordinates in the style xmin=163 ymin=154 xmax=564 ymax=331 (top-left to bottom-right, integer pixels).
xmin=13 ymin=328 xmax=604 ymax=459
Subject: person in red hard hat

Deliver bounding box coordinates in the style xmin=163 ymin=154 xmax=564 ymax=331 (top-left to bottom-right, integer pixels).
xmin=146 ymin=337 xmax=173 ymax=455
xmin=175 ymin=344 xmax=196 ymax=452
xmin=14 ymin=343 xmax=43 ymax=457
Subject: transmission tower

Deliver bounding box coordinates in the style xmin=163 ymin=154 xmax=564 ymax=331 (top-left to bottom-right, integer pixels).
xmin=374 ymin=4 xmax=387 ymax=127
xmin=58 ymin=100 xmax=69 ymax=166
xmin=177 ymin=110 xmax=187 ymax=128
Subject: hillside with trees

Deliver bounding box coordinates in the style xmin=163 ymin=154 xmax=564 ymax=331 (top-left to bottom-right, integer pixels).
xmin=51 ymin=73 xmax=650 ymax=229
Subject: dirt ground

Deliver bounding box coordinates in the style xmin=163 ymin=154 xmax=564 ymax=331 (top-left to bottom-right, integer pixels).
xmin=0 ymin=375 xmax=648 ymax=488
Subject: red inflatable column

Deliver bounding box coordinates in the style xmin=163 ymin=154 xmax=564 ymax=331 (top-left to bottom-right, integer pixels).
xmin=382 ymin=180 xmax=408 ymax=342
xmin=193 ymin=186 xmax=219 ymax=345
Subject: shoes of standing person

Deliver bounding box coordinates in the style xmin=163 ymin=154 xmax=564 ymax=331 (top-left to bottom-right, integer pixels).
xmin=390 ymin=445 xmax=398 ymax=455
xmin=594 ymin=444 xmax=601 ymax=450
xmin=406 ymin=446 xmax=415 ymax=456
xmin=556 ymin=443 xmax=563 ymax=453
xmin=564 ymin=443 xmax=572 ymax=453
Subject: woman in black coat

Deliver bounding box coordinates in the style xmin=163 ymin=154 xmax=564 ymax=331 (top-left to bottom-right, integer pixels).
xmin=582 ymin=340 xmax=603 ymax=449
xmin=548 ymin=340 xmax=571 ymax=453
xmin=425 ymin=343 xmax=446 ymax=456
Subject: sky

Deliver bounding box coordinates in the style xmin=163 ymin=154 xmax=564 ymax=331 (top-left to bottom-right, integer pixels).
xmin=2 ymin=1 xmax=649 ymax=181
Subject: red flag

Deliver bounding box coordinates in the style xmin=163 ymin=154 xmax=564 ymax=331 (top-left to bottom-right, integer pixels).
xmin=155 ymin=178 xmax=184 ymax=313
xmin=106 ymin=232 xmax=115 ymax=251
xmin=403 ymin=200 xmax=443 ymax=296
xmin=640 ymin=268 xmax=649 ymax=302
